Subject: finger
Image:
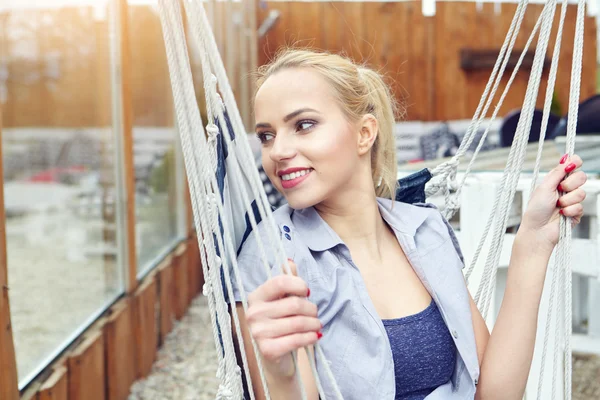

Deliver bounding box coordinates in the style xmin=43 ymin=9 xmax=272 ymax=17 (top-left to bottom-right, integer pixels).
xmin=541 ymin=154 xmax=583 ymax=190
xmin=258 ymin=331 xmax=321 ymax=362
xmin=249 ymin=274 xmax=309 ymax=304
xmin=285 ymin=259 xmax=298 ymax=276
xmin=557 ymin=171 xmax=587 ymax=193
xmin=250 ymin=316 xmax=322 ymax=340
xmin=559 ymin=203 xmax=584 ymax=219
xmin=246 ymin=296 xmax=318 ymax=323
xmin=557 ymin=188 xmax=586 ymax=208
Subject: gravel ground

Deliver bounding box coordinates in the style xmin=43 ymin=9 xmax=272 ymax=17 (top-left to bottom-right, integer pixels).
xmin=129 ymin=295 xmax=220 ymax=400
xmin=573 ymin=353 xmax=600 ymax=400
xmin=129 ymin=295 xmax=600 ymax=399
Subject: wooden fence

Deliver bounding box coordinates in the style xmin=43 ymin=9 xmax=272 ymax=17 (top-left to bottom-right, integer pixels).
xmin=257 ymin=1 xmax=598 ymax=121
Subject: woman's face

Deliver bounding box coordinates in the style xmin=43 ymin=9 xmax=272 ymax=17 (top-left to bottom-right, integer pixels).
xmin=254 ymin=68 xmax=365 ymax=210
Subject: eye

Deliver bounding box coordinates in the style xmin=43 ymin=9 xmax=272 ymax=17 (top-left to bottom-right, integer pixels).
xmin=256 ymin=132 xmax=274 ymax=144
xmin=296 ymin=120 xmax=316 ymax=132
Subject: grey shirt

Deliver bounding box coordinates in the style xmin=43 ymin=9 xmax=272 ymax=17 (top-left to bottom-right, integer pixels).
xmin=231 ymin=198 xmax=480 ymax=399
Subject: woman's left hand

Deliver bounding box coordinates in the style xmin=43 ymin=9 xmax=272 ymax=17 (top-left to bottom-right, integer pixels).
xmin=520 ymin=153 xmax=586 ymax=252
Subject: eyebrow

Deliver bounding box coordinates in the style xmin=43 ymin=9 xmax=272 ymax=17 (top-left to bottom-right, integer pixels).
xmin=255 ymin=108 xmax=319 ymax=130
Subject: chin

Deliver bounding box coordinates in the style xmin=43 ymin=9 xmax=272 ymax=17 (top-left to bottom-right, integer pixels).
xmin=282 ymin=191 xmax=322 ymax=210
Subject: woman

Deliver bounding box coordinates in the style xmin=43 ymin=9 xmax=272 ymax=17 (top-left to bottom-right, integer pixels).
xmin=229 ymin=49 xmax=587 ymax=400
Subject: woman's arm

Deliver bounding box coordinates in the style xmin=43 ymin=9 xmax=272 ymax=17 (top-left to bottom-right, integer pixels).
xmin=234 ymin=303 xmax=319 ymax=400
xmin=473 ymin=154 xmax=586 ymax=399
xmin=474 ymin=232 xmax=551 ymax=399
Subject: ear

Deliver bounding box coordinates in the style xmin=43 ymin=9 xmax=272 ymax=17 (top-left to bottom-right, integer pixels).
xmin=357 ymin=114 xmax=378 ymax=156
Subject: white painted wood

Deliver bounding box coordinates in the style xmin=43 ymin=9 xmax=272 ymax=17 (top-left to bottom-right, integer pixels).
xmin=437 ymin=174 xmax=600 ymax=399
xmin=588 ymin=194 xmax=600 ymax=339
xmin=459 ymin=180 xmax=500 ymax=329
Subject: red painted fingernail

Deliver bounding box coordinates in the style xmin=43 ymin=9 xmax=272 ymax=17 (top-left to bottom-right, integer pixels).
xmin=558 ymin=183 xmax=564 ymax=192
xmin=306 ymin=288 xmax=310 ymax=297
xmin=565 ymin=163 xmax=576 ymax=173
xmin=560 ymin=154 xmax=568 ymax=164
xmin=559 ymin=209 xmax=564 ymax=215
xmin=317 ymin=331 xmax=323 ymax=339
xmin=556 ymin=199 xmax=561 ymax=207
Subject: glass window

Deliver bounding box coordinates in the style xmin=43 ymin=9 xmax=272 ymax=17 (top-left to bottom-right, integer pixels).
xmin=0 ymin=1 xmax=124 ymax=388
xmin=128 ymin=1 xmax=186 ymax=276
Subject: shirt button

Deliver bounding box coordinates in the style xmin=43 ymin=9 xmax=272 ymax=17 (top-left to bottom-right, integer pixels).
xmin=284 ymin=233 xmax=291 ymax=241
xmin=283 ymin=225 xmax=290 ymax=233
xmin=474 ymin=378 xmax=479 ymax=385
xmin=451 ymin=330 xmax=458 ymax=339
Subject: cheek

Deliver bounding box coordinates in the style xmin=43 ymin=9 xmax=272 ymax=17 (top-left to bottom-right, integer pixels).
xmin=309 ymin=124 xmax=357 ymax=167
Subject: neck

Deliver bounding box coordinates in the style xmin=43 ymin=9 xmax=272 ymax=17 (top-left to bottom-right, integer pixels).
xmin=314 ymin=189 xmax=390 ymax=262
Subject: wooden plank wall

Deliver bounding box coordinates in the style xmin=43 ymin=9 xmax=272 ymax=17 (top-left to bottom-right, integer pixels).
xmin=257 ymin=1 xmax=597 ymax=121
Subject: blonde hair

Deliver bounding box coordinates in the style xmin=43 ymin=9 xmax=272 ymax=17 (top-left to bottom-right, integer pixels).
xmin=256 ymin=48 xmax=402 ymax=199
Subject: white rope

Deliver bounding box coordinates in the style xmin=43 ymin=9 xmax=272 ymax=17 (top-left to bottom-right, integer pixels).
xmin=158 ymin=1 xmax=246 ymax=397
xmin=425 ymin=0 xmax=530 ymax=216
xmin=557 ymin=0 xmax=585 ymax=397
xmin=185 ymin=1 xmax=343 ymax=398
xmin=182 ymin=2 xmax=309 ymax=398
xmin=533 ymin=0 xmax=569 ymax=396
xmin=159 ymin=1 xmax=342 ymax=398
xmin=460 ymin=0 xmax=555 ymax=314
xmin=463 ymin=7 xmax=545 ymax=284
xmin=478 ymin=0 xmax=556 ymax=320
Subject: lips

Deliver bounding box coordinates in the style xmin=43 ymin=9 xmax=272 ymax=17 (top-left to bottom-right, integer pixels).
xmin=278 ymin=168 xmax=313 ymax=189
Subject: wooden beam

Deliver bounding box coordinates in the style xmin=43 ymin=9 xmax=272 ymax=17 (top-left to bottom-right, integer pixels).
xmin=132 ymin=274 xmax=158 ymax=379
xmin=117 ymin=0 xmax=138 ymax=293
xmin=104 ymin=300 xmax=136 ymax=400
xmin=158 ymin=256 xmax=175 ymax=345
xmin=187 ymin=236 xmax=202 ymax=303
xmin=173 ymin=243 xmax=189 ymax=320
xmin=185 ymin=177 xmax=194 ymax=236
xmin=36 ymin=366 xmax=67 ymax=400
xmin=67 ymin=330 xmax=106 ymax=400
xmin=0 ymin=103 xmax=19 ymax=400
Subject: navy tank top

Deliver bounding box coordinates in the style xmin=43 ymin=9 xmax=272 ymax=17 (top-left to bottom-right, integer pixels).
xmin=382 ymin=299 xmax=457 ymax=399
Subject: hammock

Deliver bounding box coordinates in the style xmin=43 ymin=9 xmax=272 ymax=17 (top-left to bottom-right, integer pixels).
xmin=156 ymin=0 xmax=584 ymax=398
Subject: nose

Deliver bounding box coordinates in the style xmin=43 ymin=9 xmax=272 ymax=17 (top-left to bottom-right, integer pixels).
xmin=269 ymin=134 xmax=296 ymax=163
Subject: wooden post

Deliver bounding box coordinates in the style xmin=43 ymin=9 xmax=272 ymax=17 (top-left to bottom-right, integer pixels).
xmin=158 ymin=256 xmax=175 ymax=345
xmin=67 ymin=330 xmax=106 ymax=400
xmin=132 ymin=275 xmax=158 ymax=379
xmin=104 ymin=300 xmax=136 ymax=400
xmin=117 ymin=0 xmax=138 ymax=293
xmin=0 ymin=104 xmax=19 ymax=400
xmin=424 ymin=4 xmax=436 ymax=121
xmin=248 ymin=0 xmax=258 ymax=106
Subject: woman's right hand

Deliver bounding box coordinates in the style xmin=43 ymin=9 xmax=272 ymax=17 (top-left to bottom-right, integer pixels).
xmin=245 ymin=259 xmax=322 ymax=378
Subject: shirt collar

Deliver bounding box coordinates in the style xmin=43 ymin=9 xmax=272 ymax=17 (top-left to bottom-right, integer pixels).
xmin=292 ymin=198 xmax=432 ymax=252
